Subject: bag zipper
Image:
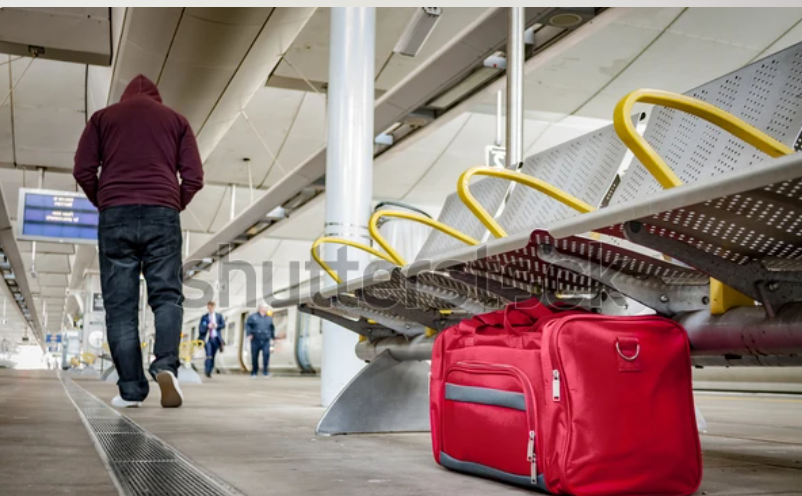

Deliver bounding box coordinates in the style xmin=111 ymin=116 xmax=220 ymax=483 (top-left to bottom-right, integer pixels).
xmin=552 ymin=369 xmax=560 ymax=402
xmin=449 ymin=361 xmax=538 ymax=483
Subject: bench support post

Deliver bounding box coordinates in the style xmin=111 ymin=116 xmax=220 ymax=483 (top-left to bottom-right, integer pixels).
xmin=316 ymin=350 xmax=430 ymax=435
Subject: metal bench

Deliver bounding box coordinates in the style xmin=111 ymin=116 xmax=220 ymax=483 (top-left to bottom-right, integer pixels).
xmin=298 ymin=117 xmax=639 ymax=337
xmin=277 ymin=41 xmax=802 ymax=435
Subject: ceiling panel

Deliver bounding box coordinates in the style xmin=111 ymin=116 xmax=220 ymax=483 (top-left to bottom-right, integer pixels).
xmin=109 ymin=8 xmax=183 ymax=103
xmin=757 ymin=18 xmax=802 ymax=58
xmin=265 ymin=194 xmax=325 ymax=241
xmin=183 ymin=184 xmax=228 ymax=233
xmin=615 ymin=7 xmax=684 ymax=30
xmin=668 ymin=8 xmax=802 ymax=50
xmin=18 ymin=241 xmax=75 ymax=255
xmin=12 ymin=59 xmax=84 ymax=110
xmin=38 ymin=273 xmax=69 ymax=287
xmin=205 ymin=87 xmax=307 ymax=187
xmin=202 ymin=184 xmax=267 ymax=234
xmin=374 ymin=112 xmax=470 ymax=199
xmin=180 ymin=208 xmax=208 ymax=233
xmin=524 ymin=15 xmax=677 ymax=97
xmin=195 ymin=8 xmax=315 ymax=162
xmin=22 ymin=253 xmax=71 ymax=274
xmin=13 ymin=107 xmax=85 ymax=169
xmin=11 ymin=58 xmax=85 ymax=169
xmin=158 ymin=9 xmax=271 ymax=131
xmin=204 ymin=116 xmax=273 ymax=186
xmin=376 ymin=8 xmax=492 ymax=90
xmin=579 ymin=33 xmax=759 ymax=119
xmin=39 ymin=286 xmax=67 ymax=297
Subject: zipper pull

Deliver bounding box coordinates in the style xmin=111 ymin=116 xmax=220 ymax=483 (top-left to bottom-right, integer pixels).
xmin=527 ymin=430 xmax=537 ymax=483
xmin=552 ymin=370 xmax=560 ymax=402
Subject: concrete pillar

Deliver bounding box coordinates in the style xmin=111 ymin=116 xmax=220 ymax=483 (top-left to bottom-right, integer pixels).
xmin=320 ymin=7 xmax=376 ymax=407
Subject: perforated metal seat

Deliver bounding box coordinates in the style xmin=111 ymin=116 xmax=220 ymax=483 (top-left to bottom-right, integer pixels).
xmin=440 ymin=42 xmax=802 ymax=316
xmin=414 ymin=177 xmax=510 ymax=261
xmin=496 ymin=118 xmax=637 ymax=235
xmin=302 ymin=121 xmax=640 ymax=335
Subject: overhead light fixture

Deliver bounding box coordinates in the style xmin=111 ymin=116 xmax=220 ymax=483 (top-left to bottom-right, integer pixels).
xmin=549 ymin=12 xmax=584 ymax=28
xmin=394 ymin=7 xmax=442 ymax=57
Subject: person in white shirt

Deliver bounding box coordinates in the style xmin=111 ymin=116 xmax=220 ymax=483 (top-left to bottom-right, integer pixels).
xmin=198 ymin=301 xmax=225 ymax=379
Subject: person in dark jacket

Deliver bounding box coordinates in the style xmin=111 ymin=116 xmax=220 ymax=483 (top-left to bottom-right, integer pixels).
xmin=74 ymin=74 xmax=204 ymax=409
xmin=198 ymin=301 xmax=226 ymax=378
xmin=246 ymin=304 xmax=275 ymax=377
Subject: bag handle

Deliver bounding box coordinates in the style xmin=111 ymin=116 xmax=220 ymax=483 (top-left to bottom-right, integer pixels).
xmin=502 ymin=297 xmax=556 ymax=334
xmin=457 ymin=297 xmax=553 ymax=340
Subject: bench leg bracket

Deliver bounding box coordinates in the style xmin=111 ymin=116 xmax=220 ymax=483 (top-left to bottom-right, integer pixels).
xmin=537 ymin=243 xmax=708 ymax=316
xmin=625 ymin=221 xmax=802 ymax=317
xmin=316 ymin=350 xmax=430 ymax=435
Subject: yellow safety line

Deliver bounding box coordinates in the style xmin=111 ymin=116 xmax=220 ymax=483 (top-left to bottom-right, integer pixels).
xmin=614 ymin=88 xmax=794 ymax=189
xmin=614 ymin=89 xmax=796 ymax=314
xmin=458 ymin=166 xmax=595 ymax=238
xmin=368 ymin=210 xmax=480 ymax=266
xmin=311 ymin=237 xmax=398 ymax=284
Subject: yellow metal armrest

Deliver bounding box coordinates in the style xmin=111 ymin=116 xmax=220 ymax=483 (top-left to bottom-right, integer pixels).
xmin=311 ymin=237 xmax=398 ymax=284
xmin=368 ymin=210 xmax=480 ymax=266
xmin=81 ymin=352 xmax=96 ymax=366
xmin=458 ymin=166 xmax=596 ymax=238
xmin=615 ymin=89 xmax=795 ymax=314
xmin=614 ymin=89 xmax=794 ymax=189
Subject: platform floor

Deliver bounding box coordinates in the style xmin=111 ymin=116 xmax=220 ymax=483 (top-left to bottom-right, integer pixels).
xmin=0 ymin=370 xmax=118 ymax=495
xmin=1 ymin=369 xmax=801 ymax=495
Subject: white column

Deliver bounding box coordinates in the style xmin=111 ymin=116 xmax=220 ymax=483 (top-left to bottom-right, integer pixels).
xmin=321 ymin=7 xmax=376 ymax=407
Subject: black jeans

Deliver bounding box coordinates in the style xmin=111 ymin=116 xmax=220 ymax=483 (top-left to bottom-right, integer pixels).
xmin=99 ymin=205 xmax=184 ymax=401
xmin=251 ymin=338 xmax=271 ymax=375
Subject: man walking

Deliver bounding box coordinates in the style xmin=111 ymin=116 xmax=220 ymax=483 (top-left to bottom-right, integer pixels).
xmin=246 ymin=304 xmax=275 ymax=377
xmin=199 ymin=301 xmax=226 ymax=379
xmin=74 ymin=74 xmax=203 ymax=409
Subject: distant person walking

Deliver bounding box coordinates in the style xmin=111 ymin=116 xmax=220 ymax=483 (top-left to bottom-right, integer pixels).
xmin=199 ymin=301 xmax=226 ymax=379
xmin=246 ymin=304 xmax=275 ymax=377
xmin=74 ymin=74 xmax=203 ymax=409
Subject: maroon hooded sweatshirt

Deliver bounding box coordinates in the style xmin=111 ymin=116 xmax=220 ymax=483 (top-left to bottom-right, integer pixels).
xmin=74 ymin=75 xmax=204 ymax=212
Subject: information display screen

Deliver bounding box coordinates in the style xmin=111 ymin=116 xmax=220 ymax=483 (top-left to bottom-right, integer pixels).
xmin=17 ymin=189 xmax=98 ymax=244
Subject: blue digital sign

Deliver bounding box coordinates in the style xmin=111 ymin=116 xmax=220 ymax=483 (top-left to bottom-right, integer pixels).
xmin=18 ymin=189 xmax=98 ymax=244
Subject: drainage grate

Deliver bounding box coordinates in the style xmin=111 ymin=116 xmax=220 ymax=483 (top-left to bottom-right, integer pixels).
xmin=61 ymin=377 xmax=243 ymax=496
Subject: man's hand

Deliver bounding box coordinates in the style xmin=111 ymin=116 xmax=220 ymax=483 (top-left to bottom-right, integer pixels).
xmin=247 ymin=335 xmax=253 ymax=341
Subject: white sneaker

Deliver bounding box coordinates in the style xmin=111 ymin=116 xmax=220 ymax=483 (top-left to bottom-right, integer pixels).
xmin=156 ymin=370 xmax=184 ymax=408
xmin=111 ymin=395 xmax=142 ymax=408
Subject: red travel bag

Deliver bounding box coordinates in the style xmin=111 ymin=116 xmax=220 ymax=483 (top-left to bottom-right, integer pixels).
xmin=430 ymin=299 xmax=702 ymax=495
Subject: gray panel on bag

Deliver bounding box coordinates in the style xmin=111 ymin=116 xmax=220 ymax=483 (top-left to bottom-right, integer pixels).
xmin=445 ymin=383 xmax=527 ymax=411
xmin=611 ymin=42 xmax=802 ymax=206
xmin=440 ymin=452 xmax=548 ymax=490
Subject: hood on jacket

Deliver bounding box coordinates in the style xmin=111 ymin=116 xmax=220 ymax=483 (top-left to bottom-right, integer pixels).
xmin=120 ymin=74 xmax=162 ymax=103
